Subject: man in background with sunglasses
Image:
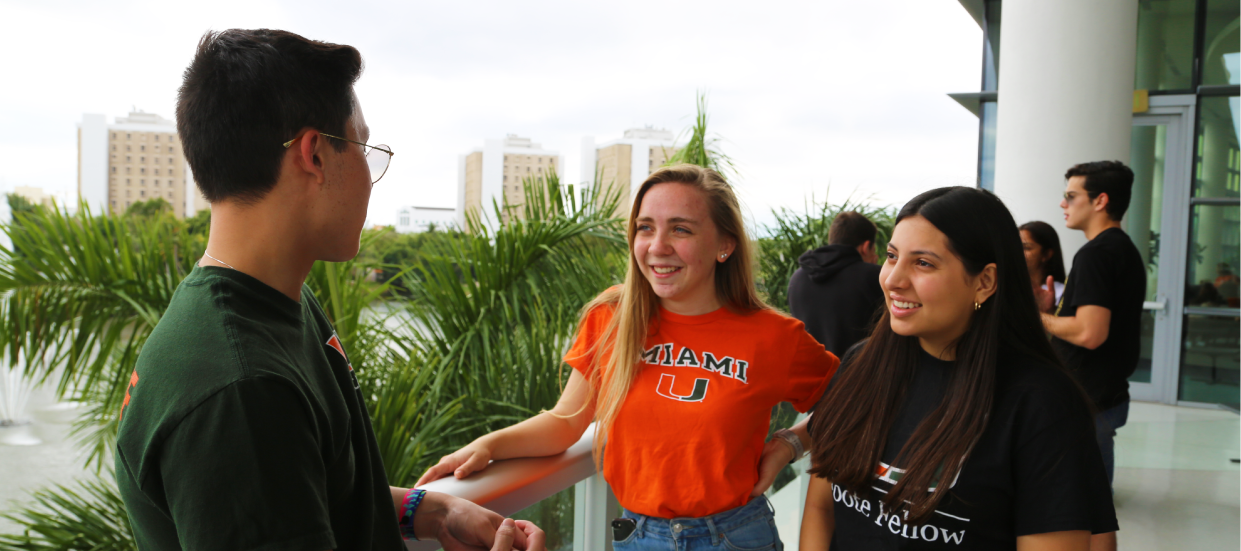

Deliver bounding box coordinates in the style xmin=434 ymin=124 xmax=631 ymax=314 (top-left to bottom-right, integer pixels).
xmin=114 ymin=28 xmax=544 ymax=551
xmin=1037 ymin=160 xmax=1142 ymax=551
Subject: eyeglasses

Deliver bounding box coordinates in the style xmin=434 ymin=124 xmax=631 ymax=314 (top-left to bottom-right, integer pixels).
xmin=282 ymin=133 xmax=394 ymax=184
xmin=1062 ymin=191 xmax=1079 ymax=202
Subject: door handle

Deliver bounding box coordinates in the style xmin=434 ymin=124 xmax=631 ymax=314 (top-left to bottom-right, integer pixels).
xmin=1144 ymin=300 xmax=1167 ymax=311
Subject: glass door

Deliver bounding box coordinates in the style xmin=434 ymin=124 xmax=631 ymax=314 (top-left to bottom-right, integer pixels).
xmin=1127 ymin=97 xmax=1196 ymax=404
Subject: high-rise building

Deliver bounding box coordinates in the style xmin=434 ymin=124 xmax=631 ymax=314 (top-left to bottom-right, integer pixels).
xmin=580 ymin=127 xmax=679 ymax=217
xmin=457 ymin=135 xmax=561 ymax=227
xmin=77 ymin=111 xmax=208 ymax=218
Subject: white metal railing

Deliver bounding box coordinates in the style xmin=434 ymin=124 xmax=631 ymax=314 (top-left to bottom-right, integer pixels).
xmin=407 ymin=423 xmax=607 ymax=551
xmin=405 ymin=421 xmax=812 ymax=551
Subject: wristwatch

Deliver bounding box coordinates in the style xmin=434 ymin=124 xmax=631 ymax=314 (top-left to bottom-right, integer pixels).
xmin=772 ymin=429 xmax=805 ymax=463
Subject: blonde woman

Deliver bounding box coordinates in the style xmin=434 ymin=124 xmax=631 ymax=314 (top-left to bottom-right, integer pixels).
xmin=418 ymin=165 xmax=839 ymax=551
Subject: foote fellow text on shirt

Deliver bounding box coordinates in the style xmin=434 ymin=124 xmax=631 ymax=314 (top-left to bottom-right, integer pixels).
xmin=833 ymin=484 xmax=968 ymax=545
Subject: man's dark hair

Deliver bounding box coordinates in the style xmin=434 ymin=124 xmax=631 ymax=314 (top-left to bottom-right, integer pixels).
xmin=1064 ymin=160 xmax=1134 ymax=221
xmin=828 ymin=211 xmax=878 ymax=248
xmin=177 ymin=29 xmax=364 ymax=203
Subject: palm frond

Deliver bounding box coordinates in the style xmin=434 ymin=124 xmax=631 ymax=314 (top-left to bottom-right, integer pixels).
xmin=389 ymin=169 xmax=627 ymax=449
xmin=0 ymin=476 xmax=134 ymax=551
xmin=0 ymin=203 xmax=203 ymax=468
xmin=664 ymin=92 xmax=738 ymax=180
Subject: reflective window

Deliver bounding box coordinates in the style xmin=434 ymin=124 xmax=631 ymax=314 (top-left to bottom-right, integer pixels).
xmin=1134 ymin=0 xmax=1196 ymax=91
xmin=1133 ymin=310 xmax=1156 ymax=384
xmin=1185 ymin=204 xmax=1240 ymax=307
xmin=1128 ymin=123 xmax=1171 ymax=387
xmin=1201 ymin=0 xmax=1240 ymax=86
xmin=1193 ymin=96 xmax=1241 ymax=198
xmin=979 ymin=101 xmax=997 ymax=191
xmin=1178 ymin=314 xmax=1239 ymax=403
xmin=1128 ymin=124 xmax=1168 ymax=300
xmin=982 ymin=0 xmax=1001 ymax=91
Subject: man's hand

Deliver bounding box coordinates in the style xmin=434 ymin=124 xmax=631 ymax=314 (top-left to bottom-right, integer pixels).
xmin=491 ymin=519 xmax=546 ymax=551
xmin=1034 ymin=275 xmax=1056 ymax=313
xmin=418 ymin=441 xmax=494 ymax=486
xmin=751 ymin=438 xmax=795 ymax=496
xmin=415 ymin=492 xmax=535 ymax=551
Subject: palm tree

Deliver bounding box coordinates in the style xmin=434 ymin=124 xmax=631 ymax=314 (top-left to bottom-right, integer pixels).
xmin=0 ymin=172 xmax=626 ymax=549
xmin=0 ymin=204 xmax=205 ymax=467
xmin=664 ymin=92 xmax=738 ymax=180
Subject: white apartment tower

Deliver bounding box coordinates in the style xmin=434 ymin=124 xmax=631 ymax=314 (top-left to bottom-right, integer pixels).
xmin=77 ymin=111 xmax=208 ymax=218
xmin=457 ymin=135 xmax=561 ymax=227
xmin=580 ymin=127 xmax=679 ymax=217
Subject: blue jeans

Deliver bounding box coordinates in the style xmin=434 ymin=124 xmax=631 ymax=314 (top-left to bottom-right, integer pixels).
xmin=1095 ymin=400 xmax=1130 ymax=487
xmin=613 ymin=496 xmax=783 ymax=551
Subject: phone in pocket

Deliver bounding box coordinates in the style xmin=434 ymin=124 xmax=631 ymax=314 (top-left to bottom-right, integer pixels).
xmin=611 ymin=518 xmax=637 ymax=542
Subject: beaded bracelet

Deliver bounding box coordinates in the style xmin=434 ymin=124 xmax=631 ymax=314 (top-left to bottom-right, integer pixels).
xmin=399 ymin=488 xmax=427 ymax=540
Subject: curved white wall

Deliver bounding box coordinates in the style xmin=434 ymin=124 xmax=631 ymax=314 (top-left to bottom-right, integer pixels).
xmin=993 ymin=0 xmax=1139 ymax=257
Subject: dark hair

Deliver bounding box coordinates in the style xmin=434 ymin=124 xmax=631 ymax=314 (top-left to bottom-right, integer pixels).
xmin=1065 ymin=161 xmax=1134 ymax=221
xmin=1018 ymin=221 xmax=1066 ymax=283
xmin=828 ymin=211 xmax=878 ymax=248
xmin=808 ymin=187 xmax=1063 ymax=524
xmin=177 ymin=29 xmax=364 ymax=203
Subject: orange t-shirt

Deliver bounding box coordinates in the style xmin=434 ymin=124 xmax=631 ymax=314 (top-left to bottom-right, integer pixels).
xmin=564 ymin=302 xmax=838 ymax=518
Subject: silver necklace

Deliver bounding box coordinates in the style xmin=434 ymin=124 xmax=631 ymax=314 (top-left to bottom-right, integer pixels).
xmin=203 ymin=251 xmax=238 ymax=271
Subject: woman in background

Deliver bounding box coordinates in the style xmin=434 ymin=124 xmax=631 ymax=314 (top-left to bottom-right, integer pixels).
xmin=1020 ymin=221 xmax=1067 ymax=304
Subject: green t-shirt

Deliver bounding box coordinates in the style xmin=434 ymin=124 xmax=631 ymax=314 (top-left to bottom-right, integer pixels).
xmin=115 ymin=266 xmax=402 ymax=551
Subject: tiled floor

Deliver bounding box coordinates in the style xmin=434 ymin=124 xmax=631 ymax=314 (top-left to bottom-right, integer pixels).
xmin=1113 ymin=402 xmax=1239 ymax=551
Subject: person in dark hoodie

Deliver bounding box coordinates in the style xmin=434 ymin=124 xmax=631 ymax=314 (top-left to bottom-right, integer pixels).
xmin=788 ymin=211 xmax=884 ymax=357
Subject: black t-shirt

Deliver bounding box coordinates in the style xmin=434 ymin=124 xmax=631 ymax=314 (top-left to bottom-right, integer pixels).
xmin=115 ymin=267 xmax=402 ymax=551
xmin=810 ymin=345 xmax=1117 ymax=550
xmin=1051 ymin=227 xmax=1147 ymax=410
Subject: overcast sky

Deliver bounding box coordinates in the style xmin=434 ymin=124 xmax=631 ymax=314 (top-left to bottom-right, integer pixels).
xmin=0 ymin=0 xmax=983 ymax=229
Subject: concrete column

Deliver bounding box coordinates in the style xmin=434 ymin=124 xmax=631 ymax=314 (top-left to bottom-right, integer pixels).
xmin=992 ymin=0 xmax=1139 ymax=258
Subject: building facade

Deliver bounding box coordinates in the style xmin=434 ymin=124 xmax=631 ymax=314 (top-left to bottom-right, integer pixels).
xmin=77 ymin=111 xmax=208 ymax=218
xmin=395 ymin=205 xmax=457 ymax=233
xmin=953 ymin=0 xmax=1239 ymax=407
xmin=580 ymin=127 xmax=679 ymax=217
xmin=457 ymin=135 xmax=561 ymax=228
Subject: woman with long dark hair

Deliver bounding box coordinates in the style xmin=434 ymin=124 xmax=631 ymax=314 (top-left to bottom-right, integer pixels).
xmin=799 ymin=187 xmax=1116 ymax=550
xmin=1020 ymin=220 xmax=1067 ymax=303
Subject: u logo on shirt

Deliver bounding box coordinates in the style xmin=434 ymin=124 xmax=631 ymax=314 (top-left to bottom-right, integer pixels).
xmin=655 ymin=373 xmax=709 ymax=402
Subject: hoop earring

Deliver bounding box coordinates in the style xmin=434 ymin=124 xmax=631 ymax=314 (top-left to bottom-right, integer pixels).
xmin=974 ymin=301 xmax=981 ymax=311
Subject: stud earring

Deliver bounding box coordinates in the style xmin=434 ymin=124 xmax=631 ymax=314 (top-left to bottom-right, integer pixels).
xmin=720 ymin=253 xmax=728 ymax=259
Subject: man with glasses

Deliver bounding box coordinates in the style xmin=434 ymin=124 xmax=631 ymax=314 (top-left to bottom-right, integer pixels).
xmin=114 ymin=29 xmax=543 ymax=551
xmin=1036 ymin=160 xmax=1144 ymax=551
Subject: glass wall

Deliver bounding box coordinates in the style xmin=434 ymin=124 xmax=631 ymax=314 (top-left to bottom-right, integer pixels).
xmin=1200 ymin=0 xmax=1240 ymax=87
xmin=1134 ymin=0 xmax=1197 ymax=91
xmin=982 ymin=0 xmax=1001 ymax=91
xmin=1180 ymin=94 xmax=1240 ymax=405
xmin=979 ymin=101 xmax=997 ymax=192
xmin=1192 ymin=96 xmax=1240 ymax=199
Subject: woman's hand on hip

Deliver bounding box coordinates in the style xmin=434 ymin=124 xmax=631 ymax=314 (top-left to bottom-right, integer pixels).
xmin=751 ymin=437 xmax=795 ymax=496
